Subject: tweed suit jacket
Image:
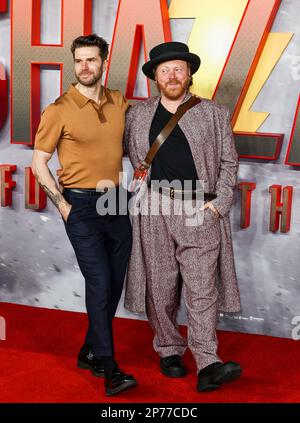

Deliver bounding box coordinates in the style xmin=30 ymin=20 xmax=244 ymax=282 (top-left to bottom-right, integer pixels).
xmin=124 ymin=93 xmax=241 ymax=313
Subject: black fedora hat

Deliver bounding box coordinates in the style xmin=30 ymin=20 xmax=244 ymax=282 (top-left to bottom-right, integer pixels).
xmin=142 ymin=41 xmax=201 ymax=80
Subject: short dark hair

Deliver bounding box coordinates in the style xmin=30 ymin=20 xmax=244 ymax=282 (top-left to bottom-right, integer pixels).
xmin=70 ymin=34 xmax=109 ymax=61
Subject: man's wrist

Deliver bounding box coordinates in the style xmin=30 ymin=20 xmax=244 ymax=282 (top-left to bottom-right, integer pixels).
xmin=58 ymin=200 xmax=70 ymax=214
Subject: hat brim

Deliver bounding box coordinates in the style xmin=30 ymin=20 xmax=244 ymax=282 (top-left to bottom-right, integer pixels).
xmin=142 ymin=52 xmax=201 ymax=80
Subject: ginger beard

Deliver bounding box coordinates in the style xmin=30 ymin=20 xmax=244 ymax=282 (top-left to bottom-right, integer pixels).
xmin=156 ymin=75 xmax=190 ymax=100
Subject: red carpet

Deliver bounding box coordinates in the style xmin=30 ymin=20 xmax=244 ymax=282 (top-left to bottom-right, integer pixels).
xmin=0 ymin=302 xmax=299 ymax=403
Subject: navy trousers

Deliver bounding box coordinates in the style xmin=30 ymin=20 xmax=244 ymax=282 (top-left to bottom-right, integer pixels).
xmin=63 ymin=187 xmax=132 ymax=357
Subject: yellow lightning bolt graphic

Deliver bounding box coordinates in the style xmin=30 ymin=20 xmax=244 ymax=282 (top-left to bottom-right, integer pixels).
xmin=169 ymin=0 xmax=293 ymax=132
xmin=169 ymin=0 xmax=248 ymax=99
xmin=234 ymin=32 xmax=293 ymax=132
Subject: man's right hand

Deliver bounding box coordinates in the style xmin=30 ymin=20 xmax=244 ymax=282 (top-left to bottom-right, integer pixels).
xmin=59 ymin=202 xmax=72 ymax=222
xmin=31 ymin=150 xmax=73 ymax=222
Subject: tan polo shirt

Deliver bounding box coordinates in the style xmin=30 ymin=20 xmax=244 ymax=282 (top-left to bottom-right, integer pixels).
xmin=34 ymin=84 xmax=129 ymax=188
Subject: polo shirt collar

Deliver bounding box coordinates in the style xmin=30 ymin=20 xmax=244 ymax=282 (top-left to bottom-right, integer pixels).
xmin=102 ymin=87 xmax=114 ymax=106
xmin=68 ymin=84 xmax=114 ymax=109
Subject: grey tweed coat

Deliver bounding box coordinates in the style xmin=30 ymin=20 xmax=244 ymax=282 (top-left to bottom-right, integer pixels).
xmin=124 ymin=93 xmax=241 ymax=314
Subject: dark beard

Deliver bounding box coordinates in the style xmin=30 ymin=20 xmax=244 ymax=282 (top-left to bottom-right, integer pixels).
xmin=75 ymin=64 xmax=103 ymax=87
xmin=75 ymin=72 xmax=102 ymax=87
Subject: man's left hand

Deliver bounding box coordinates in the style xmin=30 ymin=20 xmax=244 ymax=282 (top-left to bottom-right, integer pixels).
xmin=200 ymin=201 xmax=220 ymax=217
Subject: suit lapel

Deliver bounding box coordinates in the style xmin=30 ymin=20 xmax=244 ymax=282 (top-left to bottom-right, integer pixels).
xmin=135 ymin=96 xmax=160 ymax=163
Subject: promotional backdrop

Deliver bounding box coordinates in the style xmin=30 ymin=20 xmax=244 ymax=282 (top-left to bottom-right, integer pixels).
xmin=0 ymin=0 xmax=300 ymax=339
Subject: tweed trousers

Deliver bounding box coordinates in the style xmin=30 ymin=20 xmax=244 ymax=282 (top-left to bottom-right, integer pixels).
xmin=140 ymin=191 xmax=222 ymax=372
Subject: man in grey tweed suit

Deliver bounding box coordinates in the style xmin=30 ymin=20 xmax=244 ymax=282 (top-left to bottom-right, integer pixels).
xmin=124 ymin=42 xmax=242 ymax=392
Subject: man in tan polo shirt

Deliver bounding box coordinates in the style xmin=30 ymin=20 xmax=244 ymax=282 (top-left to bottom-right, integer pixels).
xmin=31 ymin=34 xmax=137 ymax=397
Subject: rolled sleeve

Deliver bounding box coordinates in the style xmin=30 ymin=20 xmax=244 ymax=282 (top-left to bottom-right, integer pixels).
xmin=34 ymin=104 xmax=63 ymax=153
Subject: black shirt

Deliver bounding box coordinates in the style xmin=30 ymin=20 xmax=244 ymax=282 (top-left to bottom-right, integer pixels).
xmin=149 ymin=102 xmax=198 ymax=189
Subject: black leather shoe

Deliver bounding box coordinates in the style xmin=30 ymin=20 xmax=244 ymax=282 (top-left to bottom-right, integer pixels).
xmin=77 ymin=346 xmax=105 ymax=378
xmin=160 ymin=355 xmax=187 ymax=378
xmin=197 ymin=361 xmax=242 ymax=392
xmin=105 ymin=369 xmax=137 ymax=396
